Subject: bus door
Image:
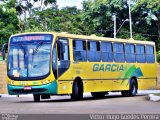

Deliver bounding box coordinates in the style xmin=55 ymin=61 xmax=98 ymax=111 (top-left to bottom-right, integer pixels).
xmin=52 ymin=38 xmax=70 ymax=79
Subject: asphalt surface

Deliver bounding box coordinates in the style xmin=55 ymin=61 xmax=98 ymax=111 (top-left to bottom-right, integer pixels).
xmin=0 ymin=92 xmax=160 ymax=114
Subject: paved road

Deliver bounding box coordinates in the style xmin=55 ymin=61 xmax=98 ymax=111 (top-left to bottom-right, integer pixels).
xmin=0 ymin=92 xmax=160 ymax=114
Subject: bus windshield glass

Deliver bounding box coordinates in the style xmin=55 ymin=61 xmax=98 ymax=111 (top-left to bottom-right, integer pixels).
xmin=8 ymin=34 xmax=53 ymax=79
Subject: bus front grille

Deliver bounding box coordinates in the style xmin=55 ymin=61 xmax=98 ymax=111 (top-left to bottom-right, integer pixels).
xmin=11 ymin=88 xmax=47 ymax=94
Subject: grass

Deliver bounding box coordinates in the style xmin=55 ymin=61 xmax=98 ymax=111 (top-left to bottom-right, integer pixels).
xmin=0 ymin=55 xmax=6 ymax=61
xmin=0 ymin=56 xmax=3 ymax=61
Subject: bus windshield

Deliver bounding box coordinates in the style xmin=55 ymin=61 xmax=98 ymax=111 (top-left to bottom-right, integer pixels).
xmin=8 ymin=34 xmax=53 ymax=79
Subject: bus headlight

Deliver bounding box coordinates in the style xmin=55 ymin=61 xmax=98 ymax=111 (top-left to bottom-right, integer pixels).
xmin=11 ymin=80 xmax=14 ymax=85
xmin=41 ymin=79 xmax=50 ymax=84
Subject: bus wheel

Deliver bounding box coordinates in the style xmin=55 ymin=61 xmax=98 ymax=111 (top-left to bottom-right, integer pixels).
xmin=121 ymin=78 xmax=137 ymax=97
xmin=33 ymin=94 xmax=40 ymax=102
xmin=91 ymin=92 xmax=107 ymax=98
xmin=71 ymin=80 xmax=83 ymax=101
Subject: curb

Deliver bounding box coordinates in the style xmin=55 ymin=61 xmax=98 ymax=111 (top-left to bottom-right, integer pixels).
xmin=0 ymin=94 xmax=17 ymax=97
xmin=148 ymin=94 xmax=160 ymax=101
xmin=0 ymin=94 xmax=33 ymax=98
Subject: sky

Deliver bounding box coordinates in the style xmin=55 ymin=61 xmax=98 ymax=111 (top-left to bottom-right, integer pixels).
xmin=57 ymin=0 xmax=85 ymax=9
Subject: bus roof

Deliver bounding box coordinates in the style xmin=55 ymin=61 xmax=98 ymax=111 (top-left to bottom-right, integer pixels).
xmin=10 ymin=32 xmax=155 ymax=45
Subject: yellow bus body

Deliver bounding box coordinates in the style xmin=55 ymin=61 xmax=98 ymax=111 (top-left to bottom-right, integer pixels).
xmin=7 ymin=32 xmax=157 ymax=96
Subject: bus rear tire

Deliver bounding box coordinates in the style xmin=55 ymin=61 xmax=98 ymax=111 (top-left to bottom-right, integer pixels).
xmin=91 ymin=92 xmax=107 ymax=98
xmin=121 ymin=78 xmax=137 ymax=97
xmin=71 ymin=80 xmax=83 ymax=101
xmin=33 ymin=94 xmax=40 ymax=102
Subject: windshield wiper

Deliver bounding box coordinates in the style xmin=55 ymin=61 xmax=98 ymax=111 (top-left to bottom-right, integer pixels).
xmin=33 ymin=42 xmax=44 ymax=55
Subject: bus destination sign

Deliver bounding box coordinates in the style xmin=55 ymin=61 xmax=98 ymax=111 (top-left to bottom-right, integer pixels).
xmin=11 ymin=34 xmax=52 ymax=43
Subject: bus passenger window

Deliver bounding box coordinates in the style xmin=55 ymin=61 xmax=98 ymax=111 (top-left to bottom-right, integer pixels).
xmin=136 ymin=45 xmax=146 ymax=63
xmin=87 ymin=41 xmax=101 ymax=62
xmin=146 ymin=45 xmax=155 ymax=63
xmin=125 ymin=44 xmax=136 ymax=63
xmin=73 ymin=40 xmax=87 ymax=61
xmin=113 ymin=43 xmax=125 ymax=62
xmin=101 ymin=42 xmax=113 ymax=62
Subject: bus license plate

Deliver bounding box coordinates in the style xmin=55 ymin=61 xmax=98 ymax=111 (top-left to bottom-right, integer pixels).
xmin=24 ymin=86 xmax=32 ymax=90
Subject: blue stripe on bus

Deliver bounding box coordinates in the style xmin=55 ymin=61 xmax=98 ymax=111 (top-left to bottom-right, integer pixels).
xmin=7 ymin=81 xmax=57 ymax=95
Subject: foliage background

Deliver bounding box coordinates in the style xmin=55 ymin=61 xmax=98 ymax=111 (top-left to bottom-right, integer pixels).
xmin=0 ymin=0 xmax=160 ymax=61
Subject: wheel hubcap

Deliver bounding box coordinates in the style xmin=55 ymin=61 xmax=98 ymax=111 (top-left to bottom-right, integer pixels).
xmin=132 ymin=84 xmax=136 ymax=94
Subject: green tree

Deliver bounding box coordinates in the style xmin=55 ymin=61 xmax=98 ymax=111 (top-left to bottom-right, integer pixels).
xmin=133 ymin=0 xmax=160 ymax=38
xmin=82 ymin=0 xmax=130 ymax=37
xmin=3 ymin=0 xmax=56 ymax=31
xmin=157 ymin=50 xmax=160 ymax=63
xmin=57 ymin=7 xmax=86 ymax=34
xmin=0 ymin=2 xmax=19 ymax=48
xmin=82 ymin=0 xmax=159 ymax=43
xmin=27 ymin=6 xmax=86 ymax=35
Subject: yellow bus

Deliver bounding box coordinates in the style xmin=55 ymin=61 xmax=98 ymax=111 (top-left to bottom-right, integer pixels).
xmin=7 ymin=32 xmax=157 ymax=102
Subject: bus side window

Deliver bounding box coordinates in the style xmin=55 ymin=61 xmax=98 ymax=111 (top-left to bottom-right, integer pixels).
xmin=113 ymin=43 xmax=125 ymax=62
xmin=73 ymin=40 xmax=87 ymax=61
xmin=146 ymin=45 xmax=155 ymax=63
xmin=136 ymin=45 xmax=146 ymax=63
xmin=87 ymin=41 xmax=101 ymax=62
xmin=56 ymin=38 xmax=70 ymax=77
xmin=101 ymin=42 xmax=113 ymax=62
xmin=125 ymin=44 xmax=136 ymax=63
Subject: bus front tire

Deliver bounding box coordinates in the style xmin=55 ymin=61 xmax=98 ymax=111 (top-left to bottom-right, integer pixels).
xmin=71 ymin=81 xmax=83 ymax=101
xmin=33 ymin=94 xmax=40 ymax=102
xmin=121 ymin=79 xmax=137 ymax=97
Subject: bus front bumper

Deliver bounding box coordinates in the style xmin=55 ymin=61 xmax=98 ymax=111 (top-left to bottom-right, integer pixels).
xmin=7 ymin=81 xmax=57 ymax=95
